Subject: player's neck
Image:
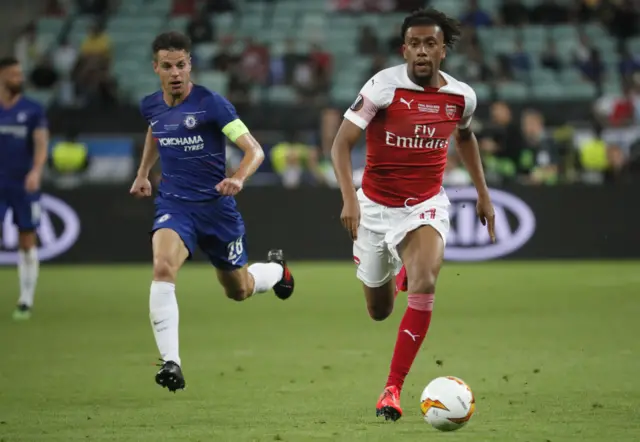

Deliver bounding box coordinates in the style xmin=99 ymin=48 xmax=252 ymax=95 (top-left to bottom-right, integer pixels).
xmin=162 ymin=82 xmax=193 ymax=107
xmin=0 ymin=89 xmax=21 ymax=108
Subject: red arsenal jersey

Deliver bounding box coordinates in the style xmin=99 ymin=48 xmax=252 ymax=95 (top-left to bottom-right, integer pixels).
xmin=344 ymin=65 xmax=477 ymax=208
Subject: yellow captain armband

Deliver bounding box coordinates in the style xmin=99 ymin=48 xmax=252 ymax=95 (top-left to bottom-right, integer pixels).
xmin=222 ymin=119 xmax=249 ymax=143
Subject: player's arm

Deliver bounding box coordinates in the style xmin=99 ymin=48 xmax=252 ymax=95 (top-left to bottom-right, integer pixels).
xmin=331 ymin=119 xmax=362 ymax=206
xmin=454 ymin=95 xmax=496 ymax=242
xmin=136 ymin=126 xmax=159 ymax=178
xmin=130 ymin=127 xmax=158 ymax=197
xmin=25 ymin=107 xmax=49 ymax=192
xmin=332 ymin=78 xmax=390 ymax=240
xmin=216 ymin=119 xmax=264 ymax=196
xmin=454 ymin=127 xmax=489 ymax=197
xmin=31 ymin=127 xmax=49 ymax=175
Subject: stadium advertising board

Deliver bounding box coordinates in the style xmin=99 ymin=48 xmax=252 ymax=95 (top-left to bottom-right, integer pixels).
xmin=0 ymin=185 xmax=636 ymax=265
xmin=0 ymin=194 xmax=81 ymax=265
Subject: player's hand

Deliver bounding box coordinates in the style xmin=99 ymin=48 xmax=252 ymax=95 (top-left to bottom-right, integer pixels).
xmin=476 ymin=193 xmax=496 ymax=243
xmin=340 ymin=197 xmax=361 ymax=241
xmin=216 ymin=178 xmax=243 ymax=196
xmin=130 ymin=175 xmax=152 ymax=198
xmin=25 ymin=170 xmax=42 ymax=193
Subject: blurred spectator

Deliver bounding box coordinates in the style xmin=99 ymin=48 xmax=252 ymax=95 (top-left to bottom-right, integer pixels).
xmin=618 ymin=44 xmax=640 ymax=83
xmin=309 ymin=43 xmax=332 ymax=94
xmin=44 ymin=0 xmax=67 ymax=16
xmin=357 ymin=25 xmax=380 ymax=56
xmin=186 ymin=8 xmax=215 ymax=45
xmin=443 ymin=154 xmax=472 ymax=186
xmin=463 ymin=45 xmax=493 ymax=83
xmin=52 ymin=36 xmax=79 ymax=77
xmin=460 ymin=0 xmax=493 ymax=28
xmin=205 ymin=0 xmax=235 ymax=14
xmin=479 ymin=101 xmax=524 ymax=183
xmin=531 ymin=0 xmax=570 ymax=24
xmin=509 ymin=38 xmax=532 ymax=78
xmin=578 ymin=124 xmax=614 ymax=184
xmin=80 ymin=21 xmax=112 ymax=60
xmin=519 ymin=110 xmax=559 ymax=185
xmin=603 ymin=0 xmax=639 ymax=43
xmin=499 ymin=0 xmax=529 ymax=26
xmin=240 ymin=38 xmax=270 ymax=87
xmin=366 ymin=54 xmax=387 ymax=81
xmin=212 ymin=36 xmax=237 ymax=72
xmin=48 ymin=128 xmax=90 ymax=183
xmin=29 ymin=57 xmax=59 ymax=90
xmin=540 ymin=40 xmax=563 ymax=72
xmin=387 ymin=24 xmax=403 ymax=55
xmin=283 ymin=39 xmax=307 ymax=86
xmin=573 ymin=33 xmax=604 ymax=89
xmin=270 ymin=132 xmax=325 ymax=188
xmin=14 ymin=23 xmax=43 ymax=75
xmin=226 ymin=63 xmax=252 ymax=105
xmin=76 ymin=0 xmax=109 ymax=15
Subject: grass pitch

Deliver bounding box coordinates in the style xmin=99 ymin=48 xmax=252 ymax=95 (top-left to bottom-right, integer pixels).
xmin=1 ymin=261 xmax=639 ymax=441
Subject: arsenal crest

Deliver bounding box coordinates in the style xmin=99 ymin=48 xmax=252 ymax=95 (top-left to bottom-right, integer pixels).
xmin=445 ymin=104 xmax=457 ymax=119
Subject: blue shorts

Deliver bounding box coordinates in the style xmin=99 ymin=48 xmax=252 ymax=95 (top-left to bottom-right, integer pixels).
xmin=151 ymin=196 xmax=248 ymax=270
xmin=0 ymin=185 xmax=41 ymax=232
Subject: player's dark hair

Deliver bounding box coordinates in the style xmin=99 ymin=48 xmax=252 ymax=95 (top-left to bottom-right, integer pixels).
xmin=401 ymin=8 xmax=462 ymax=48
xmin=152 ymin=31 xmax=192 ymax=56
xmin=0 ymin=56 xmax=19 ymax=70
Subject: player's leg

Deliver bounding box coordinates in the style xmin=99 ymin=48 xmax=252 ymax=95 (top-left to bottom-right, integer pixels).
xmin=208 ymin=233 xmax=294 ymax=301
xmin=377 ymin=226 xmax=444 ymax=421
xmin=353 ymin=228 xmax=395 ymax=321
xmin=149 ymin=210 xmax=195 ymax=393
xmin=10 ymin=191 xmax=41 ymax=320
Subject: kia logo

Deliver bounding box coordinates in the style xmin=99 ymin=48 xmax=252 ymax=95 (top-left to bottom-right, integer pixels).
xmin=445 ymin=187 xmax=536 ymax=261
xmin=0 ymin=194 xmax=80 ymax=264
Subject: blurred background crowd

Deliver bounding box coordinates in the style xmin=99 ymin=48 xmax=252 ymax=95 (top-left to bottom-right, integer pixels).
xmin=5 ymin=0 xmax=640 ymax=189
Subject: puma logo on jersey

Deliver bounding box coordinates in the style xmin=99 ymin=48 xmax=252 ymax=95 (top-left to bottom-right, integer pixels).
xmin=400 ymin=98 xmax=414 ymax=109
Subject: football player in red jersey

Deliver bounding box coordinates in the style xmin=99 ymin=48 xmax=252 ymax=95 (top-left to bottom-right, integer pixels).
xmin=331 ymin=8 xmax=496 ymax=421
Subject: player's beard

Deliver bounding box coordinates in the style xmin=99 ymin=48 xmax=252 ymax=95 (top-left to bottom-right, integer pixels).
xmin=5 ymin=82 xmax=23 ymax=97
xmin=412 ymin=67 xmax=433 ymax=86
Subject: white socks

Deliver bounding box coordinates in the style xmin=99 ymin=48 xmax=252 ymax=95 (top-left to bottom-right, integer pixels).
xmin=248 ymin=262 xmax=284 ymax=294
xmin=17 ymin=248 xmax=39 ymax=308
xmin=149 ymin=264 xmax=282 ymax=366
xmin=149 ymin=281 xmax=181 ymax=366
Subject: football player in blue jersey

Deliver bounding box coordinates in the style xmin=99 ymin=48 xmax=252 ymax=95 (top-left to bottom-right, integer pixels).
xmin=129 ymin=32 xmax=295 ymax=392
xmin=0 ymin=57 xmax=49 ymax=321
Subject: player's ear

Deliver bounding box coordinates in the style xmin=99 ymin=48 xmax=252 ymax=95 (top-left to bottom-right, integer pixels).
xmin=441 ymin=45 xmax=447 ymax=61
xmin=401 ymin=44 xmax=408 ymax=61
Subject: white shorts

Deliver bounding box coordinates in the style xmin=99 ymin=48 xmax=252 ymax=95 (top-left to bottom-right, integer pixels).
xmin=353 ymin=187 xmax=451 ymax=288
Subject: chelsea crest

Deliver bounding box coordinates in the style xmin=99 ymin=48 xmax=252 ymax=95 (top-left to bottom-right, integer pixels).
xmin=183 ymin=114 xmax=198 ymax=129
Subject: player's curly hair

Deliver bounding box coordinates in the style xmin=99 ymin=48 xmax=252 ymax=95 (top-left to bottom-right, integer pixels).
xmin=401 ymin=8 xmax=462 ymax=48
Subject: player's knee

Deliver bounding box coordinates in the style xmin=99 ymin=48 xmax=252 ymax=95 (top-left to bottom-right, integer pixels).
xmin=153 ymin=256 xmax=179 ymax=282
xmin=407 ymin=269 xmax=438 ymax=295
xmin=224 ymin=284 xmax=252 ymax=301
xmin=367 ymin=303 xmax=393 ymax=321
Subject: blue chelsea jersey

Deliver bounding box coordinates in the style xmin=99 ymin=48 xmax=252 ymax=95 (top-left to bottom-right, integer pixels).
xmin=0 ymin=96 xmax=48 ymax=185
xmin=140 ymin=84 xmax=244 ymax=202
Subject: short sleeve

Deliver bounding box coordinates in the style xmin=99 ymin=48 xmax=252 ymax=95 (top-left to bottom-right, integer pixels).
xmin=207 ymin=93 xmax=240 ymax=129
xmin=206 ymin=93 xmax=249 ymax=142
xmin=457 ymin=85 xmax=477 ymax=130
xmin=31 ymin=103 xmax=48 ymax=130
xmin=344 ymin=75 xmax=395 ymax=130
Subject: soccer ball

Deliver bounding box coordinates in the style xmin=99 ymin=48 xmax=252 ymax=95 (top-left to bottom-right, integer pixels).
xmin=420 ymin=376 xmax=476 ymax=432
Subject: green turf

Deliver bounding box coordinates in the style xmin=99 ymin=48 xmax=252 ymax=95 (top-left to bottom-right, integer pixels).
xmin=1 ymin=262 xmax=639 ymax=441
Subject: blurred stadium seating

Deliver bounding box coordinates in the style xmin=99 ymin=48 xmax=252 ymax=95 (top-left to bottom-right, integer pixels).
xmin=6 ymin=0 xmax=640 ymax=187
